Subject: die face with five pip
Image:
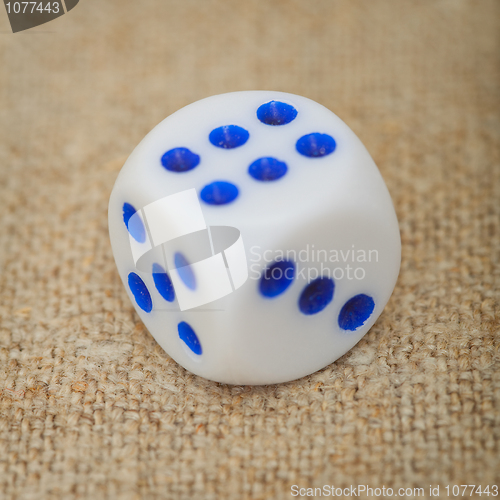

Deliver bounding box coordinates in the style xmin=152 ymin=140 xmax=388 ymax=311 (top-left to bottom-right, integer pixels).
xmin=108 ymin=91 xmax=401 ymax=385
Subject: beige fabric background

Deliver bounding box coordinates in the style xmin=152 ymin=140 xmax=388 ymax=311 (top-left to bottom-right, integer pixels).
xmin=0 ymin=1 xmax=499 ymax=499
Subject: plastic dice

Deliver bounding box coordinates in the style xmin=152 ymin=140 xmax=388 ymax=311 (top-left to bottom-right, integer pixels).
xmin=108 ymin=91 xmax=401 ymax=385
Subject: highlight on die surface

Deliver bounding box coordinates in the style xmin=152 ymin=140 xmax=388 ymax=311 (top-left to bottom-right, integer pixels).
xmin=108 ymin=91 xmax=401 ymax=385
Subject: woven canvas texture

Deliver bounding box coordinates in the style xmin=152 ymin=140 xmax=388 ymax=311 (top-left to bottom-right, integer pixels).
xmin=0 ymin=1 xmax=499 ymax=498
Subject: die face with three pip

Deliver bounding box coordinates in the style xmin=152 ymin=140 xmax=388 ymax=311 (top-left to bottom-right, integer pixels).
xmin=108 ymin=91 xmax=401 ymax=385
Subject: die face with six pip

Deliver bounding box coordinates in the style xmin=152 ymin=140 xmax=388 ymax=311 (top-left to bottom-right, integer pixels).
xmin=108 ymin=91 xmax=401 ymax=385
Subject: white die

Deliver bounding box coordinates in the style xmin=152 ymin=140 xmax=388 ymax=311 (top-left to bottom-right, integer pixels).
xmin=108 ymin=91 xmax=401 ymax=385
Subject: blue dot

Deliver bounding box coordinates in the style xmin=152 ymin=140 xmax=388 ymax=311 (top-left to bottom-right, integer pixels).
xmin=161 ymin=147 xmax=200 ymax=173
xmin=209 ymin=125 xmax=249 ymax=149
xmin=174 ymin=252 xmax=196 ymax=290
xmin=296 ymin=133 xmax=336 ymax=158
xmin=152 ymin=263 xmax=175 ymax=302
xmin=122 ymin=203 xmax=146 ymax=243
xmin=200 ymin=181 xmax=239 ymax=205
xmin=128 ymin=272 xmax=152 ymax=313
xmin=257 ymin=101 xmax=298 ymax=126
xmin=248 ymin=157 xmax=288 ymax=182
xmin=178 ymin=321 xmax=202 ymax=355
xmin=338 ymin=294 xmax=375 ymax=331
xmin=298 ymin=277 xmax=335 ymax=315
xmin=259 ymin=260 xmax=295 ymax=298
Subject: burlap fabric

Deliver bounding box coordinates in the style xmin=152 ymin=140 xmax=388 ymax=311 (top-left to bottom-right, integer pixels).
xmin=0 ymin=1 xmax=498 ymax=498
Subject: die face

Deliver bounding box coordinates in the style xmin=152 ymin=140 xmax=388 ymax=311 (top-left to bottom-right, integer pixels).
xmin=219 ymin=209 xmax=400 ymax=384
xmin=112 ymin=92 xmax=388 ymax=229
xmin=108 ymin=91 xmax=401 ymax=385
